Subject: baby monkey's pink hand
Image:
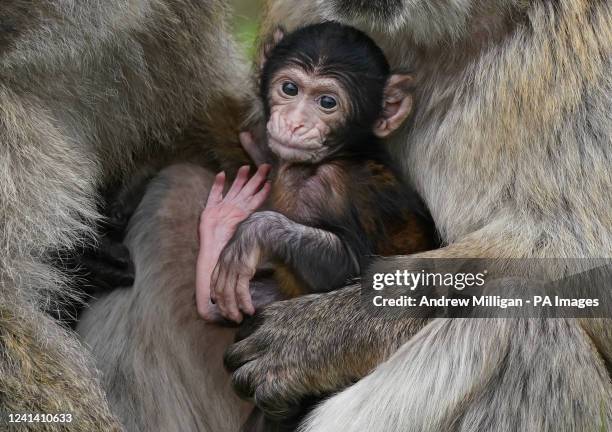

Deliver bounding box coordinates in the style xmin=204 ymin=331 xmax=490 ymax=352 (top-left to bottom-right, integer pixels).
xmin=196 ymin=164 xmax=271 ymax=322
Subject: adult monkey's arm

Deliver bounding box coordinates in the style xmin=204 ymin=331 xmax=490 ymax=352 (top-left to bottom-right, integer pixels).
xmin=224 ymin=283 xmax=428 ymax=418
xmin=223 ymin=239 xmax=475 ymax=417
xmin=225 ymin=235 xmax=612 ymax=424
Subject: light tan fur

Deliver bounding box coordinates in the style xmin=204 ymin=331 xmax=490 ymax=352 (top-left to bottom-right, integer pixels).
xmin=0 ymin=0 xmax=250 ymax=429
xmin=78 ymin=165 xmax=252 ymax=431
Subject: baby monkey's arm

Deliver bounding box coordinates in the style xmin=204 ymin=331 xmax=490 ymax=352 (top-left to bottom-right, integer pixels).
xmin=210 ymin=212 xmax=361 ymax=323
xmin=195 ymin=164 xmax=271 ymax=322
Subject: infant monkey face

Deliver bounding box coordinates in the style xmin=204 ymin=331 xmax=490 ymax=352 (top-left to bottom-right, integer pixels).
xmin=267 ymin=66 xmax=348 ymax=163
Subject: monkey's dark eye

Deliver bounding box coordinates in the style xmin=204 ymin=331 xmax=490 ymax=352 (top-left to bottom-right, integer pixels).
xmin=319 ymin=95 xmax=337 ymax=110
xmin=282 ymin=82 xmax=298 ymax=96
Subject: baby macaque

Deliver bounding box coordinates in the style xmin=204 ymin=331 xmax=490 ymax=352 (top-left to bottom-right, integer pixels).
xmin=196 ymin=22 xmax=435 ymax=323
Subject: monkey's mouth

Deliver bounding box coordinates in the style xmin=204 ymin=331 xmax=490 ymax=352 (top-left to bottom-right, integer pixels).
xmin=268 ymin=137 xmax=325 ymax=163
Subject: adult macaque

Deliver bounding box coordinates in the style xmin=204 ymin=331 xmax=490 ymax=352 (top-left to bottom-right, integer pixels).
xmin=197 ymin=23 xmax=434 ymax=323
xmin=0 ymin=0 xmax=250 ymax=428
xmin=220 ymin=1 xmax=612 ymax=431
xmin=77 ymin=1 xmax=611 ymax=431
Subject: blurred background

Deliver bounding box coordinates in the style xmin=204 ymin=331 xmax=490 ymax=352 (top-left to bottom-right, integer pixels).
xmin=231 ymin=0 xmax=263 ymax=59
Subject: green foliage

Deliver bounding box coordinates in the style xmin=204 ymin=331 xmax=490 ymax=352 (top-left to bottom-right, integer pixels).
xmin=234 ymin=19 xmax=260 ymax=59
xmin=231 ymin=0 xmax=262 ymax=60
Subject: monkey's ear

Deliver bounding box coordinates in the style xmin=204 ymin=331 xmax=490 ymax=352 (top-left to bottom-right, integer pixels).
xmin=374 ymin=74 xmax=414 ymax=138
xmin=259 ymin=26 xmax=286 ymax=69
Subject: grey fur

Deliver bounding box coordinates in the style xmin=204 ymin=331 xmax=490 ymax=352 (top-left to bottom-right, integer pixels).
xmin=0 ymin=1 xmax=248 ymax=428
xmin=78 ymin=165 xmax=252 ymax=431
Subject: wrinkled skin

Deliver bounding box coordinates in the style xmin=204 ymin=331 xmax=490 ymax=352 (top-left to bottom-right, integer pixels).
xmin=224 ymin=285 xmax=426 ymax=418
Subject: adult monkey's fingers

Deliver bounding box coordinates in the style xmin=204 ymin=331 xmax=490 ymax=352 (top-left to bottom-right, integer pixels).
xmin=238 ymin=164 xmax=271 ymax=199
xmin=205 ymin=171 xmax=225 ymax=206
xmin=225 ymin=165 xmax=250 ymax=200
xmin=236 ymin=274 xmax=255 ymax=316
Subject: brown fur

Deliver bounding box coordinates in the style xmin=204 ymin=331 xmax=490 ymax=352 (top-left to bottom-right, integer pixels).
xmin=269 ymin=163 xmax=351 ymax=224
xmin=274 ymin=265 xmax=306 ymax=298
xmin=268 ymin=160 xmax=434 ymax=297
xmin=378 ymin=212 xmax=436 ymax=256
xmin=356 ymin=161 xmax=435 ymax=255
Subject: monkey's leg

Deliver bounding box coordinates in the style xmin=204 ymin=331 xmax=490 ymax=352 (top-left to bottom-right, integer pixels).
xmin=77 ymin=164 xmax=252 ymax=432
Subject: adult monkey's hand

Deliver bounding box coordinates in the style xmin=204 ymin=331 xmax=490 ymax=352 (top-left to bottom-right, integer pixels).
xmin=224 ymin=285 xmax=427 ymax=419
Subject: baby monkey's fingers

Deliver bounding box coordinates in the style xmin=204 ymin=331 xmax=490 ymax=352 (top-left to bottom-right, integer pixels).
xmin=236 ymin=275 xmax=255 ymax=316
xmin=240 ymin=131 xmax=269 ymax=166
xmin=247 ymin=181 xmax=271 ymax=212
xmin=223 ymin=272 xmax=243 ymax=323
xmin=239 ymin=131 xmax=255 ymax=152
xmin=205 ymin=171 xmax=225 ymax=207
xmin=237 ymin=164 xmax=271 ymax=200
xmin=225 ymin=165 xmax=250 ymax=200
xmin=211 ymin=261 xmax=243 ymax=322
